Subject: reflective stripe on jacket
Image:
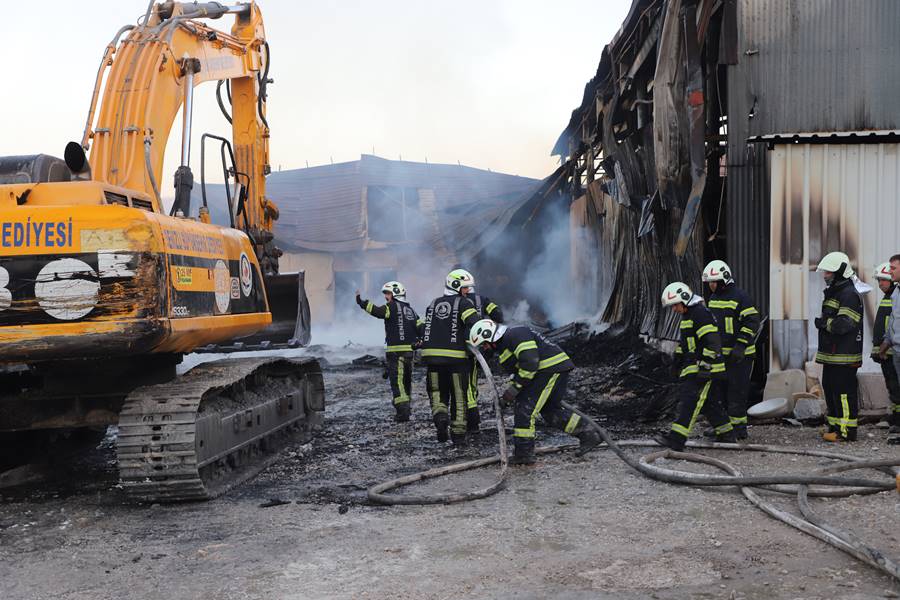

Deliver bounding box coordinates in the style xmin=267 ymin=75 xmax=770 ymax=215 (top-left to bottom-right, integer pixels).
xmin=815 ymin=278 xmax=863 ymax=366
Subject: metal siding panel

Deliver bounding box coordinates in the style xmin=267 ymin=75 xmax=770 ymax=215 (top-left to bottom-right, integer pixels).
xmin=735 ymin=0 xmax=900 ymax=141
xmin=769 ymin=142 xmax=900 ymax=373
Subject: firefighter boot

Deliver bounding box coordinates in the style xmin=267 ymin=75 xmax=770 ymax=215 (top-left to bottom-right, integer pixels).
xmin=394 ymin=403 xmax=411 ymax=423
xmin=654 ymin=431 xmax=686 ymax=452
xmin=733 ymin=424 xmax=749 ymax=440
xmin=715 ymin=429 xmax=738 ymax=443
xmin=510 ymin=439 xmax=536 ymax=465
xmin=574 ymin=427 xmax=602 ymax=457
xmin=466 ymin=407 xmax=481 ymax=436
xmin=434 ymin=414 xmax=449 ymax=443
xmin=450 ymin=432 xmax=468 ymax=448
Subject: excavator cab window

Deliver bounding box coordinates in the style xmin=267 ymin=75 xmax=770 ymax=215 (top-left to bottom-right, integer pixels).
xmin=199 ymin=133 xmax=249 ymax=230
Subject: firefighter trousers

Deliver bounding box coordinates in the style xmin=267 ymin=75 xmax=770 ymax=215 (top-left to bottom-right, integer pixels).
xmin=671 ymin=377 xmax=731 ymax=440
xmin=386 ymin=352 xmax=412 ymax=408
xmin=513 ymin=371 xmax=582 ymax=441
xmin=723 ymin=359 xmax=753 ymax=428
xmin=821 ymin=364 xmax=859 ymax=439
xmin=426 ymin=365 xmax=471 ymax=435
xmin=889 ymin=354 xmax=900 ymax=426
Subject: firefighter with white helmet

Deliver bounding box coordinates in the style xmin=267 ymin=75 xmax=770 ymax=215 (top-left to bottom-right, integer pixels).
xmin=814 ymin=251 xmax=864 ymax=442
xmin=468 ymin=319 xmax=600 ymax=464
xmin=656 ymin=282 xmax=736 ymax=451
xmin=356 ymin=281 xmax=420 ymax=422
xmin=872 ymin=262 xmax=900 ymax=433
xmin=419 ymin=269 xmax=481 ymax=445
xmin=701 ymin=260 xmax=761 ymax=439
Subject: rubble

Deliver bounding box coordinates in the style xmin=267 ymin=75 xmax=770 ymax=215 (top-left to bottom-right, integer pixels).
xmin=552 ymin=322 xmax=678 ymax=430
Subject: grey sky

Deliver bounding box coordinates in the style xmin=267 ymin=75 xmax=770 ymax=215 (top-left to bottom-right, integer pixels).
xmin=1 ymin=1 xmax=629 ymax=180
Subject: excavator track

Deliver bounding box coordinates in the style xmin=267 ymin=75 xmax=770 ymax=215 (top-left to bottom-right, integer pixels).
xmin=116 ymin=357 xmax=324 ymax=502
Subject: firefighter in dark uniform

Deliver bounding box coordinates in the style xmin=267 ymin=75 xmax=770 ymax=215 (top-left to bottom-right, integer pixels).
xmin=465 ymin=281 xmax=504 ymax=436
xmin=815 ymin=252 xmax=864 ymax=442
xmin=656 ymin=282 xmax=737 ymax=451
xmin=420 ymin=269 xmax=481 ymax=445
xmin=873 ymin=262 xmax=900 ymax=433
xmin=356 ymin=281 xmax=419 ymax=422
xmin=702 ymin=260 xmax=761 ymax=440
xmin=468 ymin=319 xmax=601 ymax=464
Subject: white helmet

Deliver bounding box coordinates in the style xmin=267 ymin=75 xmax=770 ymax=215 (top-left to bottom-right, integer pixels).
xmin=468 ymin=318 xmax=507 ymax=347
xmin=445 ymin=268 xmax=475 ymax=294
xmin=874 ymin=262 xmax=892 ymax=281
xmin=381 ymin=280 xmax=406 ymax=299
xmin=816 ymin=251 xmax=854 ymax=279
xmin=661 ymin=282 xmax=693 ymax=307
xmin=702 ymin=259 xmax=733 ymax=283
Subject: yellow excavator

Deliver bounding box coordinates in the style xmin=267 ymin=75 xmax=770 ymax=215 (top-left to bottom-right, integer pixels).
xmin=0 ymin=1 xmax=323 ymax=501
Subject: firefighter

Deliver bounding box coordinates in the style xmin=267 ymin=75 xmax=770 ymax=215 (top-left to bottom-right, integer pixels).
xmin=872 ymin=262 xmax=900 ymax=433
xmin=468 ymin=319 xmax=601 ymax=464
xmin=815 ymin=251 xmax=864 ymax=442
xmin=463 ymin=276 xmax=504 ymax=437
xmin=356 ymin=281 xmax=419 ymax=422
xmin=420 ymin=269 xmax=481 ymax=445
xmin=702 ymin=260 xmax=760 ymax=439
xmin=656 ymin=282 xmax=736 ymax=451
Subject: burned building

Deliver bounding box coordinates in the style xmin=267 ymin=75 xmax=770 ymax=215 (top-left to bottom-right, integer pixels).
xmin=548 ymin=0 xmax=900 ymax=381
xmin=266 ymin=155 xmax=538 ymax=325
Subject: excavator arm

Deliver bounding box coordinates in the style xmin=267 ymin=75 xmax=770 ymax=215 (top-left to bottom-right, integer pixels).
xmin=84 ymin=1 xmax=279 ymax=274
xmin=81 ymin=1 xmax=309 ymax=346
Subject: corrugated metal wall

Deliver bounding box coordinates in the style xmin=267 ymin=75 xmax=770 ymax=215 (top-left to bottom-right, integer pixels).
xmin=728 ymin=0 xmax=900 ymax=166
xmin=726 ymin=144 xmax=770 ymax=313
xmin=769 ymin=142 xmax=900 ymax=372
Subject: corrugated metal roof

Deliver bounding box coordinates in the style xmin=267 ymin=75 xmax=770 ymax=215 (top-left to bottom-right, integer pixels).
xmin=728 ymin=0 xmax=900 ymax=165
xmin=196 ymin=155 xmax=538 ymax=255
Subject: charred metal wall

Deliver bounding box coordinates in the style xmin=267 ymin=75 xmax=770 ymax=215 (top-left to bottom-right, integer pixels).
xmin=725 ymin=144 xmax=769 ymax=317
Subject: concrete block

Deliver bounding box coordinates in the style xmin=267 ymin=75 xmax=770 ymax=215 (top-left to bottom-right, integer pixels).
xmin=804 ymin=361 xmax=822 ymax=393
xmin=764 ymin=369 xmax=807 ymax=402
xmin=858 ymin=372 xmax=890 ymax=417
xmin=792 ymin=392 xmax=825 ymax=420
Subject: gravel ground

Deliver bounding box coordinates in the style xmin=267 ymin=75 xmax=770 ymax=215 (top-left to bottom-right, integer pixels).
xmin=1 ymin=362 xmax=899 ymax=600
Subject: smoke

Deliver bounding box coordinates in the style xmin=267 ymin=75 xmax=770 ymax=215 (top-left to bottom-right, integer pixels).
xmin=473 ymin=195 xmax=602 ymax=329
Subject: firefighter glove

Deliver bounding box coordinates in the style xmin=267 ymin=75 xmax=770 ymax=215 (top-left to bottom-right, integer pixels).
xmin=728 ymin=345 xmax=746 ymax=364
xmin=814 ymin=317 xmax=826 ymax=330
xmin=501 ymin=386 xmax=518 ymax=407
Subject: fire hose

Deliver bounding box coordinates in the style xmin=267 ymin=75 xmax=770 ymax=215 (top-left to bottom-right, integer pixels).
xmin=367 ymin=347 xmax=900 ymax=581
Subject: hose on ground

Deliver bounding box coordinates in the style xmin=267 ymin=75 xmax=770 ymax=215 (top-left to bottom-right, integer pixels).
xmin=366 ymin=346 xmax=507 ymax=505
xmin=366 ymin=352 xmax=900 ymax=581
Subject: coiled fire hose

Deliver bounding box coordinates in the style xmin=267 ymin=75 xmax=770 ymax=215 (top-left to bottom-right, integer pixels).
xmin=367 ymin=347 xmax=900 ymax=581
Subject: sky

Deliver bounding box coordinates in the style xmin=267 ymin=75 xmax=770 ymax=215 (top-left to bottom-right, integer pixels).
xmin=0 ymin=0 xmax=630 ymax=182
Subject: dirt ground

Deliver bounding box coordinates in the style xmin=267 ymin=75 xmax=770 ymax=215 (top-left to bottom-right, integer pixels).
xmin=1 ymin=357 xmax=899 ymax=600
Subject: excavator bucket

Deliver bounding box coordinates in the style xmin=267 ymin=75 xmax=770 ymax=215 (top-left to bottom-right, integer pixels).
xmin=197 ymin=271 xmax=312 ymax=352
xmin=260 ymin=271 xmax=313 ymax=347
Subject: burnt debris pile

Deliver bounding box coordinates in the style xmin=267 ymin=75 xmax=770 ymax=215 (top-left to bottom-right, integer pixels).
xmin=549 ymin=323 xmax=676 ymax=432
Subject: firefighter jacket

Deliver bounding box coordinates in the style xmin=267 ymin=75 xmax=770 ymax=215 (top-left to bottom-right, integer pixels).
xmin=815 ymin=277 xmax=863 ymax=366
xmin=497 ymin=326 xmax=574 ymax=390
xmin=872 ymin=284 xmax=897 ymax=356
xmin=420 ymin=294 xmax=480 ymax=366
xmin=469 ymin=293 xmax=504 ymax=323
xmin=356 ymin=295 xmax=420 ymax=353
xmin=674 ymin=300 xmax=726 ymax=379
xmin=707 ymin=282 xmax=760 ymax=357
